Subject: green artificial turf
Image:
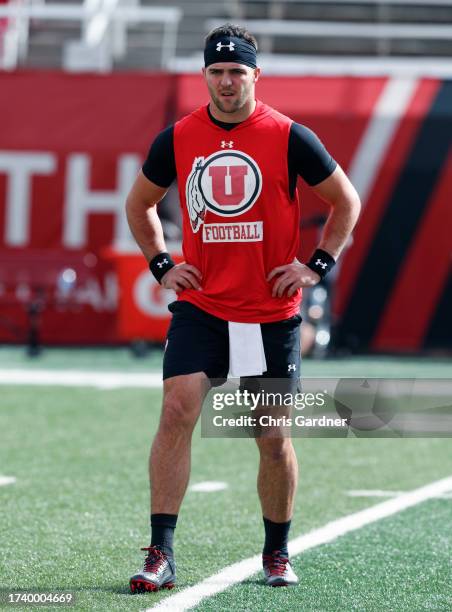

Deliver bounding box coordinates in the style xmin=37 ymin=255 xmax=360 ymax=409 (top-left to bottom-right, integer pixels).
xmin=0 ymin=382 xmax=451 ymax=611
xmin=197 ymin=499 xmax=452 ymax=612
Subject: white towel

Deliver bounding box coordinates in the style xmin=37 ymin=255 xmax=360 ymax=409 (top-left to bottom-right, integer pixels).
xmin=228 ymin=322 xmax=267 ymax=378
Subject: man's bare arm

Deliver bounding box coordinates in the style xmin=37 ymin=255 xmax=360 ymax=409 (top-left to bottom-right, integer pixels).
xmin=126 ymin=171 xmax=202 ymax=291
xmin=312 ymin=164 xmax=361 ymax=260
xmin=268 ymin=165 xmax=361 ymax=297
xmin=125 ymin=171 xmax=168 ymax=262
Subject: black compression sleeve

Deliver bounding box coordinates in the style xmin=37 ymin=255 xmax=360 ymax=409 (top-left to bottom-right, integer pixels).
xmin=142 ymin=125 xmax=176 ymax=188
xmin=288 ymin=123 xmax=337 ymax=194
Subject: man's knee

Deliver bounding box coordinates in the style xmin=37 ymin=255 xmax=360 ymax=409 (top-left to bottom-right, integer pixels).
xmin=256 ymin=437 xmax=292 ymax=462
xmin=159 ymin=392 xmax=199 ymax=435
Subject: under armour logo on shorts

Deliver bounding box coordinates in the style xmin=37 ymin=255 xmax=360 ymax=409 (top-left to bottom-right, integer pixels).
xmin=288 ymin=364 xmax=296 ymax=372
xmin=216 ymin=41 xmax=235 ymax=52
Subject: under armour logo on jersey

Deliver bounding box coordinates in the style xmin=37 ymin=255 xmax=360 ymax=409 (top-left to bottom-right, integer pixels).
xmin=315 ymin=259 xmax=328 ymax=270
xmin=157 ymin=258 xmax=168 ymax=268
xmin=288 ymin=364 xmax=297 ymax=372
xmin=216 ymin=41 xmax=235 ymax=52
xmin=221 ymin=140 xmax=234 ymax=148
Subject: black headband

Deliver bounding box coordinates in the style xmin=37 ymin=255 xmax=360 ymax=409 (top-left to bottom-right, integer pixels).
xmin=204 ymin=36 xmax=257 ymax=69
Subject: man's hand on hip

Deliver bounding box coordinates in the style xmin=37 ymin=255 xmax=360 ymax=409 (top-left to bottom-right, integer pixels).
xmin=161 ymin=263 xmax=202 ymax=293
xmin=267 ymin=259 xmax=320 ymax=298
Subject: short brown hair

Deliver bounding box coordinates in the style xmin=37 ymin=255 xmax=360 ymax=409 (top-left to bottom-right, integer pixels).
xmin=205 ymin=23 xmax=258 ymax=51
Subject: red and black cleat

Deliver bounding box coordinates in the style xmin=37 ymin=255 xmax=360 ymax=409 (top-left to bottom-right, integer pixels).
xmin=263 ymin=550 xmax=299 ymax=587
xmin=130 ymin=546 xmax=176 ymax=593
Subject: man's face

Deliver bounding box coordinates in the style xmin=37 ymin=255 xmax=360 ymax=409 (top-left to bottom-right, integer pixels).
xmin=203 ymin=62 xmax=260 ymax=114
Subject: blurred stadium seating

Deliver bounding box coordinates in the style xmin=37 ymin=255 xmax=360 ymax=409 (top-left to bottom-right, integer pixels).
xmin=1 ymin=0 xmax=452 ymax=70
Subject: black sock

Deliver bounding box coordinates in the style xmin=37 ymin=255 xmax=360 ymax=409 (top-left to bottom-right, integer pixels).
xmin=263 ymin=516 xmax=291 ymax=557
xmin=150 ymin=513 xmax=177 ymax=558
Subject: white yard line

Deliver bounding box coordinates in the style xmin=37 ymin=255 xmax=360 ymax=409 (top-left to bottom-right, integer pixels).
xmin=1 ymin=369 xmax=450 ymax=395
xmin=148 ymin=475 xmax=452 ymax=611
xmin=0 ymin=476 xmax=16 ymax=487
xmin=348 ymin=489 xmax=407 ymax=497
xmin=347 ymin=489 xmax=452 ymax=499
xmin=0 ymin=369 xmax=162 ymax=389
xmin=189 ymin=481 xmax=228 ymax=493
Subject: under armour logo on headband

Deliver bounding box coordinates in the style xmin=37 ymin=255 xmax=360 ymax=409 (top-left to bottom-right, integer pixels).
xmin=216 ymin=41 xmax=235 ymax=52
xmin=205 ymin=36 xmax=257 ymax=68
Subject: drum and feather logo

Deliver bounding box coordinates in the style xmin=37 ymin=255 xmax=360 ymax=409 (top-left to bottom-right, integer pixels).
xmin=185 ymin=150 xmax=262 ymax=233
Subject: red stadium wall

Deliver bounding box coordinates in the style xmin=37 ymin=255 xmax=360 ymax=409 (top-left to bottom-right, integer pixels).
xmin=0 ymin=71 xmax=451 ymax=351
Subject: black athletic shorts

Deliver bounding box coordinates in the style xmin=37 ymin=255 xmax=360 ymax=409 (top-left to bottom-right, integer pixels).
xmin=163 ymin=301 xmax=301 ymax=387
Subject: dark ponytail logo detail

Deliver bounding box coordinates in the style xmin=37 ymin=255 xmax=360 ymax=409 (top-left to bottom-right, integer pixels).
xmin=186 ymin=157 xmax=207 ymax=233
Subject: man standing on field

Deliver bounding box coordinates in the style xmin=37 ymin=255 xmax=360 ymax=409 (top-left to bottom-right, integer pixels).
xmin=126 ymin=23 xmax=361 ymax=592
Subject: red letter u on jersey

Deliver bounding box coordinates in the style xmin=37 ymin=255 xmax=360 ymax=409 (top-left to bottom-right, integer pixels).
xmin=209 ymin=165 xmax=248 ymax=206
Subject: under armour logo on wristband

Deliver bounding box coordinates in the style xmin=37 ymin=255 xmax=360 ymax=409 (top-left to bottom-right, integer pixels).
xmin=306 ymin=249 xmax=336 ymax=279
xmin=149 ymin=252 xmax=175 ymax=284
xmin=216 ymin=41 xmax=235 ymax=52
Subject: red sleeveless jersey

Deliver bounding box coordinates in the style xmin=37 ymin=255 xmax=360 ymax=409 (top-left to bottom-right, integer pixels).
xmin=173 ymin=100 xmax=302 ymax=323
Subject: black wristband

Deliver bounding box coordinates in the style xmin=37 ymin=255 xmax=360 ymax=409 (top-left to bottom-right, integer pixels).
xmin=306 ymin=248 xmax=336 ymax=279
xmin=149 ymin=252 xmax=176 ymax=284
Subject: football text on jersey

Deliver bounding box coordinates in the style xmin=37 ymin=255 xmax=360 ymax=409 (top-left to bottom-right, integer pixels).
xmin=202 ymin=221 xmax=263 ymax=243
xmin=185 ymin=150 xmax=263 ymax=234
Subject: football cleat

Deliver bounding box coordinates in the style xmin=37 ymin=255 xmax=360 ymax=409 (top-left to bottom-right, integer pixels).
xmin=263 ymin=550 xmax=299 ymax=587
xmin=130 ymin=546 xmax=176 ymax=593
